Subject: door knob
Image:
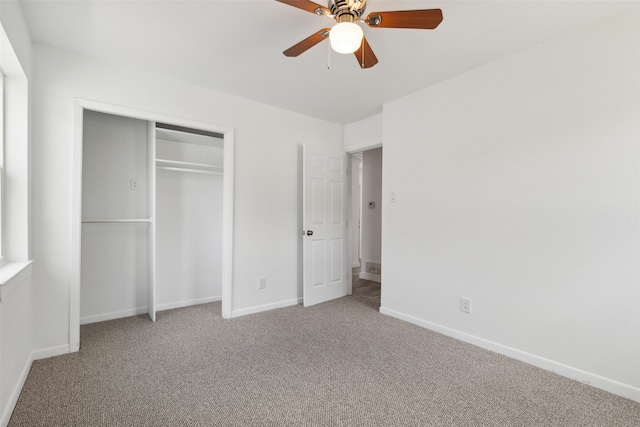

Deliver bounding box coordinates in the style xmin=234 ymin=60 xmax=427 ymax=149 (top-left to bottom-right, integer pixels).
xmin=306 ymin=230 xmax=314 ymax=236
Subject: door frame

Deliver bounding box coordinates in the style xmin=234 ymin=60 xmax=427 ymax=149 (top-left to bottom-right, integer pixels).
xmin=349 ymin=152 xmax=363 ymax=269
xmin=70 ymin=98 xmax=234 ymax=352
xmin=345 ymin=143 xmax=382 ymax=300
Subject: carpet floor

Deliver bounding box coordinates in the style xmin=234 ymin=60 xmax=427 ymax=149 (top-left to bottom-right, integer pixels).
xmin=9 ymin=296 xmax=640 ymax=426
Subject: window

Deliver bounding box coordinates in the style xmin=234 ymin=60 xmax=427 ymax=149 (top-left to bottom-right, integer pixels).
xmin=0 ymin=22 xmax=31 ymax=279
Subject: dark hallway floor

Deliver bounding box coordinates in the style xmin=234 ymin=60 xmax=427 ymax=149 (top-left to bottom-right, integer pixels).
xmin=351 ymin=267 xmax=381 ymax=308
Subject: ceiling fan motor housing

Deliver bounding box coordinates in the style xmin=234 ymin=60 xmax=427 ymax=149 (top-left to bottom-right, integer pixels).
xmin=329 ymin=0 xmax=366 ymax=22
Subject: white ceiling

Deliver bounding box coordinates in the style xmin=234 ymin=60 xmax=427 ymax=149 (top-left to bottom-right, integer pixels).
xmin=19 ymin=0 xmax=637 ymax=124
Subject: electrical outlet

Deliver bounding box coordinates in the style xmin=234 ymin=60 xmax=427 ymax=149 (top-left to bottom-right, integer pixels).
xmin=258 ymin=277 xmax=266 ymax=290
xmin=460 ymin=298 xmax=471 ymax=314
xmin=130 ymin=179 xmax=138 ymax=190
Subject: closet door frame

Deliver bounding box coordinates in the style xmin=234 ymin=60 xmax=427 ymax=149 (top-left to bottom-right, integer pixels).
xmin=70 ymin=99 xmax=234 ymax=352
xmin=147 ymin=121 xmax=157 ymax=322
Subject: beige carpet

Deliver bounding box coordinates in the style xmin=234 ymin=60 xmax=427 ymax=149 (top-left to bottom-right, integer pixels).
xmin=9 ymin=297 xmax=640 ymax=426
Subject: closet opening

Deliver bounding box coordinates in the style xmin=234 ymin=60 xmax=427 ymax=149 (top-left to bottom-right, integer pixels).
xmin=70 ymin=100 xmax=234 ymax=352
xmin=154 ymin=124 xmax=225 ymax=315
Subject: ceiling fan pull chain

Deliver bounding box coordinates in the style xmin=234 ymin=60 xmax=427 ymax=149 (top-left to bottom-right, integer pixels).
xmin=327 ymin=40 xmax=332 ymax=69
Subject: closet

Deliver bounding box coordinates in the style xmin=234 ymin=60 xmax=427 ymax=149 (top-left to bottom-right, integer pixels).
xmin=80 ymin=111 xmax=223 ymax=325
xmin=155 ymin=124 xmax=224 ymax=313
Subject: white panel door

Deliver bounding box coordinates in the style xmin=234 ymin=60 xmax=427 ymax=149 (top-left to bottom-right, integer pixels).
xmin=147 ymin=122 xmax=157 ymax=321
xmin=303 ymin=144 xmax=349 ymax=307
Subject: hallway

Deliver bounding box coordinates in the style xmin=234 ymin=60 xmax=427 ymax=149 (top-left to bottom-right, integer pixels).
xmin=351 ymin=267 xmax=380 ymax=309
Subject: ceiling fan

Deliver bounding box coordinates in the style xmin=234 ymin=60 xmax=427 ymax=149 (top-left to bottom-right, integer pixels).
xmin=276 ymin=0 xmax=443 ymax=69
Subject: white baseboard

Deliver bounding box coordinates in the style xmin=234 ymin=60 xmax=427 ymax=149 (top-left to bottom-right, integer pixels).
xmin=32 ymin=344 xmax=70 ymax=360
xmin=80 ymin=307 xmax=148 ymax=325
xmin=157 ymin=296 xmax=221 ymax=312
xmin=80 ymin=297 xmax=223 ymax=325
xmin=231 ymin=298 xmax=302 ymax=318
xmin=359 ymin=272 xmax=381 ymax=283
xmin=379 ymin=306 xmax=640 ymax=403
xmin=0 ymin=352 xmax=33 ymax=427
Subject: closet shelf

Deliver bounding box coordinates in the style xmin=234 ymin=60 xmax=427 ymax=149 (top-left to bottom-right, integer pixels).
xmin=156 ymin=158 xmax=223 ymax=174
xmin=82 ymin=219 xmax=151 ymax=224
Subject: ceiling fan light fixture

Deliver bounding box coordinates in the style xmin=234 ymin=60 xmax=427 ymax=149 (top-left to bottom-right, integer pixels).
xmin=329 ymin=22 xmax=363 ymax=54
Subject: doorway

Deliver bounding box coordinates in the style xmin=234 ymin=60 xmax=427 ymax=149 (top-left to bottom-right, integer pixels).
xmin=350 ymin=147 xmax=382 ymax=308
xmin=69 ymin=99 xmax=234 ymax=353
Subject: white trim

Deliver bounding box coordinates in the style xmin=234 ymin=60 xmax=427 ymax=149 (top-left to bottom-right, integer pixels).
xmin=358 ymin=272 xmax=381 ymax=283
xmin=231 ymin=297 xmax=302 ymax=318
xmin=379 ymin=306 xmax=640 ymax=403
xmin=344 ymin=140 xmax=382 ymax=155
xmin=147 ymin=120 xmax=157 ymax=322
xmin=0 ymin=351 xmax=32 ymax=427
xmin=79 ymin=296 xmax=223 ymax=325
xmin=1 ymin=46 xmax=30 ymax=264
xmin=0 ymin=74 xmax=4 ymax=265
xmin=69 ymin=101 xmax=83 ymax=352
xmin=70 ymin=98 xmax=235 ymax=351
xmin=156 ymin=296 xmax=221 ymax=312
xmin=32 ymin=344 xmax=70 ymax=361
xmin=0 ymin=165 xmax=4 ymax=265
xmin=80 ymin=307 xmax=148 ymax=325
xmin=221 ymin=129 xmax=234 ymax=319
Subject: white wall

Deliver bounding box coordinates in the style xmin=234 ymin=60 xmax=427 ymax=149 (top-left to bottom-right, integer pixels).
xmin=31 ymin=45 xmax=342 ymax=354
xmin=0 ymin=266 xmax=32 ymax=427
xmin=344 ymin=113 xmax=382 ymax=153
xmin=360 ymin=147 xmax=382 ymax=281
xmin=380 ymin=12 xmax=640 ymax=401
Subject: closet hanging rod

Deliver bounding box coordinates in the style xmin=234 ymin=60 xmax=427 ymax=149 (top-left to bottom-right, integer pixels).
xmin=82 ymin=219 xmax=151 ymax=224
xmin=156 ymin=158 xmax=223 ymax=170
xmin=157 ymin=166 xmax=223 ymax=175
xmin=156 ymin=122 xmax=224 ymax=139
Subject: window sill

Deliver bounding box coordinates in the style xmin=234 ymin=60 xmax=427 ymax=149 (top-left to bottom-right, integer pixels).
xmin=0 ymin=260 xmax=33 ymax=302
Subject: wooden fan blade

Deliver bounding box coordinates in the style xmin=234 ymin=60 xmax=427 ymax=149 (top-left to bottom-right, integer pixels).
xmin=283 ymin=28 xmax=330 ymax=57
xmin=275 ymin=0 xmax=331 ymax=16
xmin=365 ymin=9 xmax=443 ymax=29
xmin=354 ymin=36 xmax=378 ymax=69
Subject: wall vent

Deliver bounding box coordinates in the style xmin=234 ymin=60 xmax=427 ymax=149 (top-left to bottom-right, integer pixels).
xmin=365 ymin=262 xmax=381 ymax=276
